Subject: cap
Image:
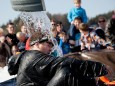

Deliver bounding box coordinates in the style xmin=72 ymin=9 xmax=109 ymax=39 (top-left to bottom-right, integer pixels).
xmin=30 ymin=36 xmax=48 ymax=46
xmin=29 ymin=32 xmax=53 ymax=46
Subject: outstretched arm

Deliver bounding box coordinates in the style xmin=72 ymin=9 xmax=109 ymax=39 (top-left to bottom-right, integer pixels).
xmin=49 ymin=57 xmax=108 ymax=78
xmin=47 ymin=57 xmax=108 ymax=86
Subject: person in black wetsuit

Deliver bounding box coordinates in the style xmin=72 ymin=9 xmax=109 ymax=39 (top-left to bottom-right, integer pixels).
xmin=8 ymin=31 xmax=108 ymax=86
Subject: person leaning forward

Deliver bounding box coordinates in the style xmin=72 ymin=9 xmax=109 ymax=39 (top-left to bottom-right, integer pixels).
xmin=8 ymin=31 xmax=108 ymax=86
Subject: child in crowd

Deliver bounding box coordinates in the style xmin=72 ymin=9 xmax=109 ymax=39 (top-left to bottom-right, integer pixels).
xmin=78 ymin=23 xmax=113 ymax=51
xmin=67 ymin=0 xmax=88 ymax=24
xmin=58 ymin=32 xmax=71 ymax=54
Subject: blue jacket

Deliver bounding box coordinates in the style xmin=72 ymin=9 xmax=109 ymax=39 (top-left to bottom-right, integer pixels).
xmin=59 ymin=39 xmax=71 ymax=54
xmin=67 ymin=7 xmax=88 ymax=23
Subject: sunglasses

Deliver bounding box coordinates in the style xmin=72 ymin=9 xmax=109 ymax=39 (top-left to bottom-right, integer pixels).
xmin=98 ymin=20 xmax=105 ymax=23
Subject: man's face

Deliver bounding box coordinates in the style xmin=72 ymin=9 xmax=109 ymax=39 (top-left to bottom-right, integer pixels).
xmin=38 ymin=41 xmax=53 ymax=54
xmin=21 ymin=25 xmax=27 ymax=34
xmin=7 ymin=25 xmax=15 ymax=34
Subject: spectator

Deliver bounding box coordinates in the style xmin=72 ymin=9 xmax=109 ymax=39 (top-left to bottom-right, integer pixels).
xmin=112 ymin=10 xmax=115 ymax=19
xmin=20 ymin=25 xmax=29 ymax=38
xmin=0 ymin=28 xmax=4 ymax=37
xmin=0 ymin=36 xmax=5 ymax=43
xmin=106 ymin=18 xmax=115 ymax=49
xmin=5 ymin=22 xmax=19 ymax=49
xmin=56 ymin=21 xmax=66 ymax=44
xmin=95 ymin=16 xmax=107 ymax=41
xmin=0 ymin=28 xmax=11 ymax=58
xmin=56 ymin=21 xmax=66 ymax=34
xmin=69 ymin=17 xmax=82 ymax=52
xmin=79 ymin=23 xmax=113 ymax=51
xmin=67 ymin=0 xmax=88 ymax=24
xmin=0 ymin=28 xmax=5 ymax=44
xmin=16 ymin=32 xmax=27 ymax=52
xmin=78 ymin=23 xmax=97 ymax=51
xmin=58 ymin=32 xmax=71 ymax=54
xmin=50 ymin=19 xmax=56 ymax=28
xmin=0 ymin=41 xmax=11 ymax=62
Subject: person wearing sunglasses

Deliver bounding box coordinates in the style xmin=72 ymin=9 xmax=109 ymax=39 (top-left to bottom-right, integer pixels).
xmin=95 ymin=16 xmax=107 ymax=41
xmin=95 ymin=16 xmax=108 ymax=50
xmin=50 ymin=19 xmax=56 ymax=28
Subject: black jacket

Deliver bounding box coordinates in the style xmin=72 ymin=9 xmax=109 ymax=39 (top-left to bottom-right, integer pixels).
xmin=95 ymin=29 xmax=106 ymax=40
xmin=8 ymin=50 xmax=108 ymax=86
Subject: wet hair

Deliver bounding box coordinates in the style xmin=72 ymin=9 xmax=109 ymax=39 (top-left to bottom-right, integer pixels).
xmin=29 ymin=32 xmax=48 ymax=46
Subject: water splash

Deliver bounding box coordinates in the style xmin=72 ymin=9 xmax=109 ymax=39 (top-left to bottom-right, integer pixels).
xmin=20 ymin=11 xmax=63 ymax=57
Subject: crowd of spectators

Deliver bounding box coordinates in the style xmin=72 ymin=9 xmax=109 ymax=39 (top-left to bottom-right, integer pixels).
xmin=0 ymin=0 xmax=115 ymax=85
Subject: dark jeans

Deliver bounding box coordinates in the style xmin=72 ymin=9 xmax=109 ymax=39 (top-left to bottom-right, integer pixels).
xmin=0 ymin=78 xmax=16 ymax=86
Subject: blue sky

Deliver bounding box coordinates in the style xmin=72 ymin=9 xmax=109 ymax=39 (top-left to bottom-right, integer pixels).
xmin=0 ymin=0 xmax=115 ymax=26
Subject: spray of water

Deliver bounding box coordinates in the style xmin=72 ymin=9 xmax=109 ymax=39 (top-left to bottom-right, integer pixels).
xmin=20 ymin=11 xmax=63 ymax=57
